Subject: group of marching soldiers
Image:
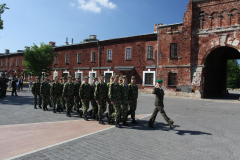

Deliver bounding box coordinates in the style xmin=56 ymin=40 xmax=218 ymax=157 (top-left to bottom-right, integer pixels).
xmin=31 ymin=73 xmax=138 ymax=128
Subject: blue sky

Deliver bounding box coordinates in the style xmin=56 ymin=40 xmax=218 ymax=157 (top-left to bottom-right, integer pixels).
xmin=0 ymin=0 xmax=189 ymax=53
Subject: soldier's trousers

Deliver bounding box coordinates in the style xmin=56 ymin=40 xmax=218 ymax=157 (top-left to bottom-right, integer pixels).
xmin=82 ymin=100 xmax=90 ymax=116
xmin=75 ymin=97 xmax=82 ymax=110
xmin=121 ymin=101 xmax=129 ymax=121
xmin=34 ymin=94 xmax=42 ymax=106
xmin=98 ymin=99 xmax=107 ymax=119
xmin=12 ymin=87 xmax=17 ymax=96
xmin=61 ymin=97 xmax=66 ymax=108
xmin=42 ymin=96 xmax=50 ymax=108
xmin=128 ymin=100 xmax=137 ymax=119
xmin=91 ymin=100 xmax=98 ymax=116
xmin=66 ymin=97 xmax=74 ymax=113
xmin=52 ymin=96 xmax=61 ymax=110
xmin=111 ymin=102 xmax=121 ymax=123
xmin=148 ymin=105 xmax=174 ymax=126
xmin=108 ymin=103 xmax=114 ymax=117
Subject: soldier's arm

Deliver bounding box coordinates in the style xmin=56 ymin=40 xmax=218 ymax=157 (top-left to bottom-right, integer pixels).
xmin=152 ymin=87 xmax=157 ymax=94
xmin=50 ymin=83 xmax=54 ymax=96
xmin=108 ymin=83 xmax=113 ymax=102
xmin=94 ymin=83 xmax=99 ymax=101
xmin=40 ymin=83 xmax=43 ymax=94
xmin=136 ymin=85 xmax=138 ymax=99
xmin=62 ymin=83 xmax=67 ymax=98
xmin=79 ymin=84 xmax=83 ymax=100
xmin=31 ymin=83 xmax=34 ymax=94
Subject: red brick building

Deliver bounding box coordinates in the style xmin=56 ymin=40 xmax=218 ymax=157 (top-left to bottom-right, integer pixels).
xmin=1 ymin=0 xmax=240 ymax=98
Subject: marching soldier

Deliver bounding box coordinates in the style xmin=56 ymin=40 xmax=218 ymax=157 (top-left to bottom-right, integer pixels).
xmin=31 ymin=76 xmax=42 ymax=109
xmin=50 ymin=76 xmax=62 ymax=113
xmin=94 ymin=74 xmax=108 ymax=124
xmin=63 ymin=75 xmax=75 ymax=117
xmin=128 ymin=76 xmax=138 ymax=124
xmin=148 ymin=79 xmax=174 ymax=129
xmin=120 ymin=75 xmax=129 ymax=126
xmin=90 ymin=77 xmax=98 ymax=120
xmin=79 ymin=75 xmax=91 ymax=121
xmin=106 ymin=76 xmax=114 ymax=122
xmin=108 ymin=74 xmax=122 ymax=128
xmin=40 ymin=76 xmax=51 ymax=111
xmin=74 ymin=76 xmax=82 ymax=117
xmin=61 ymin=77 xmax=67 ymax=110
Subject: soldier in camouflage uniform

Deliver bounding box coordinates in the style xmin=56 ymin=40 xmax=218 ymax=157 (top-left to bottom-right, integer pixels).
xmin=106 ymin=76 xmax=114 ymax=122
xmin=61 ymin=77 xmax=67 ymax=110
xmin=50 ymin=76 xmax=62 ymax=113
xmin=74 ymin=76 xmax=82 ymax=117
xmin=31 ymin=76 xmax=42 ymax=109
xmin=63 ymin=75 xmax=75 ymax=117
xmin=128 ymin=76 xmax=138 ymax=124
xmin=80 ymin=75 xmax=91 ymax=121
xmin=120 ymin=75 xmax=129 ymax=126
xmin=108 ymin=74 xmax=122 ymax=128
xmin=89 ymin=77 xmax=98 ymax=120
xmin=94 ymin=74 xmax=108 ymax=124
xmin=40 ymin=76 xmax=51 ymax=111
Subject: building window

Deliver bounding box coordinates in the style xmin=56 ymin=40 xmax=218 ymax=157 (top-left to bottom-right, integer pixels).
xmin=91 ymin=52 xmax=95 ymax=62
xmin=107 ymin=50 xmax=112 ymax=61
xmin=171 ymin=26 xmax=178 ymax=32
xmin=170 ymin=43 xmax=178 ymax=58
xmin=147 ymin=46 xmax=153 ymax=59
xmin=16 ymin=59 xmax=18 ymax=66
xmin=126 ymin=48 xmax=131 ymax=60
xmin=22 ymin=59 xmax=25 ymax=66
xmin=10 ymin=60 xmax=13 ymax=67
xmin=143 ymin=70 xmax=155 ymax=86
xmin=65 ymin=54 xmax=69 ymax=64
xmin=105 ymin=73 xmax=112 ymax=83
xmin=6 ymin=60 xmax=8 ymax=67
xmin=53 ymin=71 xmax=58 ymax=79
xmin=77 ymin=53 xmax=81 ymax=64
xmin=54 ymin=56 xmax=58 ymax=65
xmin=168 ymin=73 xmax=177 ymax=86
xmin=1 ymin=60 xmax=3 ymax=67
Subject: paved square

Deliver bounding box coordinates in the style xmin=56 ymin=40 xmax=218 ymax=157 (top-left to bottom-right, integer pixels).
xmin=1 ymin=88 xmax=240 ymax=160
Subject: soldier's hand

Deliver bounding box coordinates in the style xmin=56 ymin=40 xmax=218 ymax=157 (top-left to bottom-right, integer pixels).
xmin=96 ymin=101 xmax=99 ymax=104
xmin=111 ymin=101 xmax=114 ymax=105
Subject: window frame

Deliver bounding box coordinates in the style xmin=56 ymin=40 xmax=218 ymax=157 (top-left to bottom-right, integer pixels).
xmin=91 ymin=51 xmax=96 ymax=62
xmin=147 ymin=46 xmax=153 ymax=60
xmin=1 ymin=60 xmax=3 ymax=67
xmin=168 ymin=72 xmax=177 ymax=87
xmin=142 ymin=70 xmax=155 ymax=86
xmin=125 ymin=48 xmax=131 ymax=61
xmin=54 ymin=56 xmax=58 ymax=65
xmin=170 ymin=43 xmax=178 ymax=59
xmin=77 ymin=53 xmax=81 ymax=64
xmin=6 ymin=60 xmax=8 ymax=67
xmin=10 ymin=60 xmax=13 ymax=67
xmin=107 ymin=49 xmax=112 ymax=61
xmin=16 ymin=59 xmax=18 ymax=67
xmin=65 ymin=54 xmax=69 ymax=64
xmin=104 ymin=70 xmax=114 ymax=83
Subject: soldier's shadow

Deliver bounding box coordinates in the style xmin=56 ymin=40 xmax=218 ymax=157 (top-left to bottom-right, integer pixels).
xmin=127 ymin=120 xmax=212 ymax=136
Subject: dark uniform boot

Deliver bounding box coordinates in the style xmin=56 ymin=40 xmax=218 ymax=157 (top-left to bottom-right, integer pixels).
xmin=84 ymin=115 xmax=89 ymax=121
xmin=39 ymin=105 xmax=42 ymax=109
xmin=53 ymin=109 xmax=57 ymax=113
xmin=43 ymin=107 xmax=46 ymax=111
xmin=92 ymin=115 xmax=96 ymax=119
xmin=122 ymin=121 xmax=129 ymax=126
xmin=148 ymin=124 xmax=155 ymax=129
xmin=132 ymin=119 xmax=138 ymax=124
xmin=34 ymin=105 xmax=37 ymax=109
xmin=45 ymin=107 xmax=48 ymax=111
xmin=99 ymin=119 xmax=105 ymax=125
xmin=115 ymin=123 xmax=122 ymax=128
xmin=96 ymin=114 xmax=99 ymax=121
xmin=107 ymin=116 xmax=111 ymax=124
xmin=106 ymin=113 xmax=109 ymax=118
xmin=66 ymin=112 xmax=71 ymax=117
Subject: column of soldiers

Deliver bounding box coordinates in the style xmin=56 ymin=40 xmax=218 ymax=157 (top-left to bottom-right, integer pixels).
xmin=31 ymin=74 xmax=139 ymax=128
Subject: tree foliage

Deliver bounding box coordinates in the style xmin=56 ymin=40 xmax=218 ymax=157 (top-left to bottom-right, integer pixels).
xmin=227 ymin=59 xmax=240 ymax=89
xmin=0 ymin=3 xmax=10 ymax=30
xmin=23 ymin=43 xmax=59 ymax=78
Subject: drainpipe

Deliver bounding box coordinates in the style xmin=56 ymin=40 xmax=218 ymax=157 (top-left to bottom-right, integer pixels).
xmin=156 ymin=26 xmax=159 ymax=81
xmin=97 ymin=40 xmax=100 ymax=78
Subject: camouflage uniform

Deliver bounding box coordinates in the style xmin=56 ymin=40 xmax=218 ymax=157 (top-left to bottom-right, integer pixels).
xmin=90 ymin=82 xmax=98 ymax=117
xmin=108 ymin=82 xmax=122 ymax=123
xmin=40 ymin=80 xmax=51 ymax=110
xmin=50 ymin=80 xmax=62 ymax=112
xmin=128 ymin=81 xmax=138 ymax=120
xmin=79 ymin=81 xmax=91 ymax=116
xmin=74 ymin=80 xmax=82 ymax=111
xmin=107 ymin=82 xmax=114 ymax=117
xmin=94 ymin=80 xmax=108 ymax=120
xmin=60 ymin=80 xmax=66 ymax=109
xmin=63 ymin=79 xmax=75 ymax=114
xmin=120 ymin=82 xmax=129 ymax=122
xmin=31 ymin=78 xmax=42 ymax=108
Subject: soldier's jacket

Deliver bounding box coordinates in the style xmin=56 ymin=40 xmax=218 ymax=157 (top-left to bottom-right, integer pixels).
xmin=120 ymin=83 xmax=129 ymax=102
xmin=108 ymin=82 xmax=122 ymax=102
xmin=50 ymin=82 xmax=62 ymax=97
xmin=152 ymin=87 xmax=164 ymax=106
xmin=90 ymin=83 xmax=96 ymax=100
xmin=79 ymin=82 xmax=91 ymax=100
xmin=74 ymin=82 xmax=81 ymax=97
xmin=94 ymin=82 xmax=108 ymax=101
xmin=40 ymin=81 xmax=51 ymax=96
xmin=63 ymin=82 xmax=75 ymax=98
xmin=128 ymin=83 xmax=138 ymax=101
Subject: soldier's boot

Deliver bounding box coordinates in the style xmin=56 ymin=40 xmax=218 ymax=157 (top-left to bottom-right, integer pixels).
xmin=34 ymin=105 xmax=37 ymax=109
xmin=92 ymin=113 xmax=96 ymax=119
xmin=122 ymin=121 xmax=129 ymax=126
xmin=45 ymin=107 xmax=49 ymax=111
xmin=148 ymin=124 xmax=155 ymax=129
xmin=99 ymin=118 xmax=105 ymax=125
xmin=43 ymin=106 xmax=46 ymax=111
xmin=53 ymin=109 xmax=57 ymax=113
xmin=115 ymin=122 xmax=122 ymax=128
xmin=107 ymin=116 xmax=111 ymax=124
xmin=66 ymin=112 xmax=71 ymax=117
xmin=106 ymin=113 xmax=109 ymax=118
xmin=39 ymin=105 xmax=42 ymax=109
xmin=132 ymin=119 xmax=138 ymax=124
xmin=84 ymin=115 xmax=89 ymax=121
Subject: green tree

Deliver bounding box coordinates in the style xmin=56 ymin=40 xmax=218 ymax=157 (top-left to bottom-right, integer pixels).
xmin=23 ymin=43 xmax=59 ymax=79
xmin=0 ymin=3 xmax=9 ymax=29
xmin=227 ymin=59 xmax=240 ymax=89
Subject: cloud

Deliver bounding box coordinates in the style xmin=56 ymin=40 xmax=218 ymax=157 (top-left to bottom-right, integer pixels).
xmin=77 ymin=0 xmax=116 ymax=13
xmin=70 ymin=2 xmax=76 ymax=6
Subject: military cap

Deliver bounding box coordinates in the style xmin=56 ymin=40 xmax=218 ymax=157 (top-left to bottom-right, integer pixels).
xmin=122 ymin=75 xmax=127 ymax=78
xmin=99 ymin=74 xmax=105 ymax=77
xmin=44 ymin=76 xmax=48 ymax=79
xmin=131 ymin=76 xmax=136 ymax=79
xmin=119 ymin=77 xmax=123 ymax=80
xmin=83 ymin=75 xmax=90 ymax=79
xmin=113 ymin=74 xmax=119 ymax=78
xmin=55 ymin=76 xmax=59 ymax=79
xmin=110 ymin=76 xmax=114 ymax=79
xmin=35 ymin=76 xmax=39 ymax=78
xmin=157 ymin=79 xmax=163 ymax=84
xmin=67 ymin=75 xmax=72 ymax=78
xmin=60 ymin=77 xmax=63 ymax=80
xmin=76 ymin=76 xmax=80 ymax=79
xmin=92 ymin=77 xmax=96 ymax=79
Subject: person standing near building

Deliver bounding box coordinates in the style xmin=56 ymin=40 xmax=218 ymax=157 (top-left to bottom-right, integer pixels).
xmin=128 ymin=76 xmax=138 ymax=124
xmin=74 ymin=76 xmax=82 ymax=117
xmin=80 ymin=75 xmax=91 ymax=121
xmin=31 ymin=76 xmax=42 ymax=109
xmin=89 ymin=77 xmax=98 ymax=120
xmin=94 ymin=74 xmax=108 ymax=124
xmin=11 ymin=75 xmax=18 ymax=96
xmin=50 ymin=76 xmax=62 ymax=113
xmin=63 ymin=75 xmax=75 ymax=117
xmin=120 ymin=75 xmax=129 ymax=126
xmin=108 ymin=74 xmax=122 ymax=128
xmin=148 ymin=79 xmax=174 ymax=129
xmin=40 ymin=76 xmax=51 ymax=111
xmin=106 ymin=76 xmax=114 ymax=123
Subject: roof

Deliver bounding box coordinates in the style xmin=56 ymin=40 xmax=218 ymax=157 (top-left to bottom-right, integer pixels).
xmin=156 ymin=22 xmax=183 ymax=28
